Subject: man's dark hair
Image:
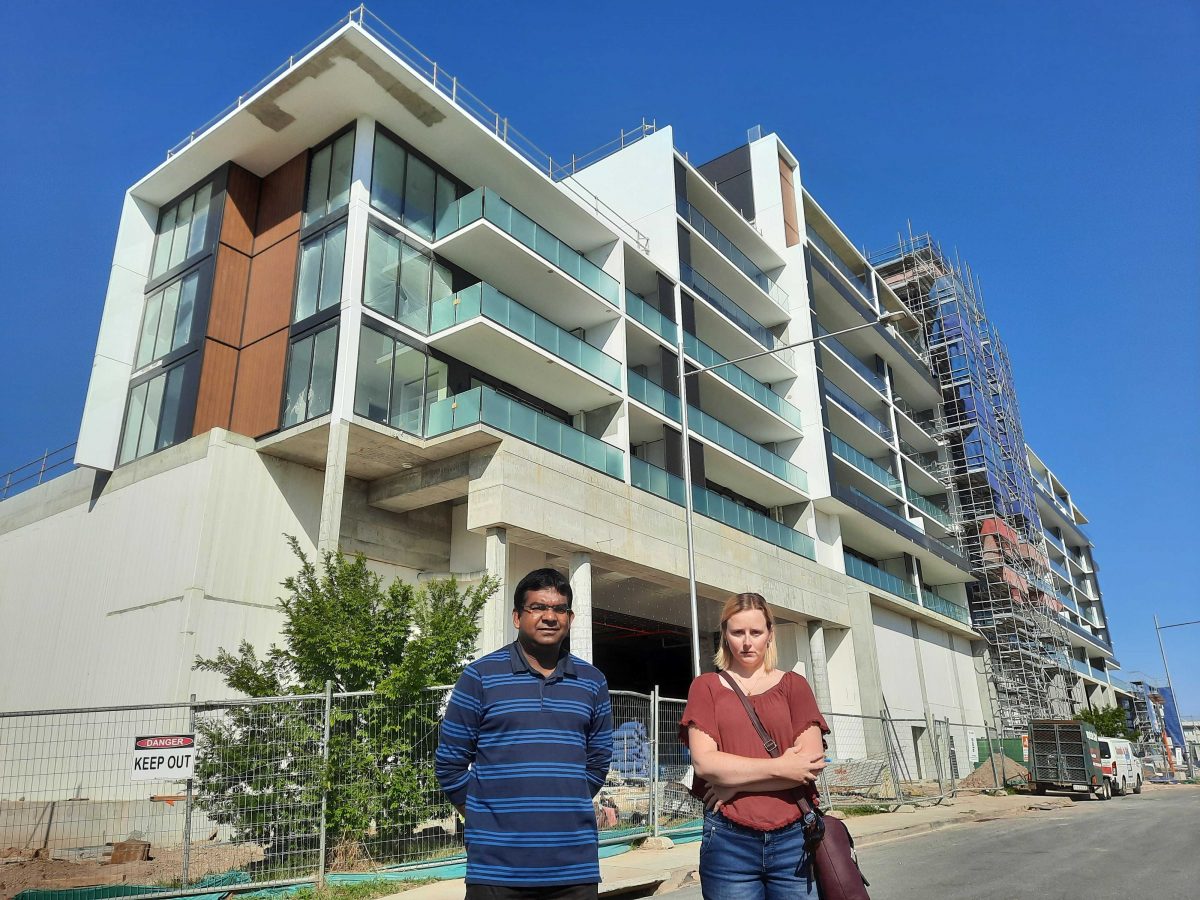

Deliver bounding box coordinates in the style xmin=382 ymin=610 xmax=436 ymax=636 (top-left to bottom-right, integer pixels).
xmin=513 ymin=568 xmax=573 ymax=611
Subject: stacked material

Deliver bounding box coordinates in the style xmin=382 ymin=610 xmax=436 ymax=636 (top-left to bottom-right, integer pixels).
xmin=612 ymin=721 xmax=651 ymax=780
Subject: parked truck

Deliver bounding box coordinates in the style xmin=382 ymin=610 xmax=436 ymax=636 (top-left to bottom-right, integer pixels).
xmin=1027 ymin=719 xmax=1110 ymax=800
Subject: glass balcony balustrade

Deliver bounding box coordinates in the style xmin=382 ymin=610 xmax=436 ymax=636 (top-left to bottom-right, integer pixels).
xmin=920 ymin=588 xmax=971 ymax=625
xmin=627 ymin=371 xmax=680 ymax=421
xmin=830 ymin=435 xmax=901 ymax=493
xmin=688 ymin=405 xmax=808 ymax=492
xmin=806 ymin=225 xmax=873 ymax=302
xmin=1044 ymin=529 xmax=1067 ymax=554
xmin=1110 ymin=676 xmax=1133 ymax=693
xmin=1050 ymin=558 xmax=1071 ymax=582
xmin=680 ymin=264 xmax=780 ymax=351
xmin=425 ymin=385 xmax=624 ymax=479
xmin=816 ymin=326 xmax=886 ymax=393
xmin=684 ymin=332 xmax=804 ymax=428
xmin=436 ymin=187 xmax=620 ymax=306
xmin=824 ymin=380 xmax=893 ymax=440
xmin=631 ymin=458 xmax=816 ymax=561
xmin=844 ymin=552 xmax=918 ymax=604
xmin=430 ymin=283 xmax=622 ymax=389
xmin=905 ymin=487 xmax=953 ymax=527
xmin=626 ymin=291 xmax=678 ymax=343
xmin=677 ymin=199 xmax=787 ymax=306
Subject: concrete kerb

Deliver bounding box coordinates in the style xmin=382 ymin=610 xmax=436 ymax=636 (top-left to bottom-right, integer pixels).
xmin=378 ymin=791 xmax=1086 ymax=899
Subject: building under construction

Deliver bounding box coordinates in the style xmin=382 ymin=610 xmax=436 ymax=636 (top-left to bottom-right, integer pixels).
xmin=870 ymin=234 xmax=1077 ymax=736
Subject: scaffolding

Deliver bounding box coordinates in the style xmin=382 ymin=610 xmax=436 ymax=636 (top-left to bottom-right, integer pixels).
xmin=870 ymin=232 xmax=1078 ymax=737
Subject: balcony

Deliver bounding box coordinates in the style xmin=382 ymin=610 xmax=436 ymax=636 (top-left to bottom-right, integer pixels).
xmin=817 ymin=326 xmax=887 ymax=394
xmin=824 ymin=380 xmax=893 ymax=442
xmin=628 ymin=371 xmax=680 ymax=422
xmin=631 ymin=458 xmax=816 ymax=561
xmin=678 ymin=199 xmax=788 ymax=313
xmin=688 ymin=404 xmax=809 ymax=496
xmin=626 ymin=291 xmax=678 ymax=343
xmin=844 ymin=484 xmax=911 ymax=531
xmin=684 ymin=332 xmax=804 ymax=430
xmin=806 ymin=225 xmax=873 ymax=304
xmin=1071 ymin=658 xmax=1093 ymax=679
xmin=831 ymin=434 xmax=901 ymax=493
xmin=844 ymin=552 xmax=917 ymax=603
xmin=1058 ymin=614 xmax=1112 ymax=652
xmin=681 ymin=263 xmax=780 ymax=351
xmin=1044 ymin=529 xmax=1067 ymax=555
xmin=425 ymin=386 xmax=624 ymax=479
xmin=921 ymin=588 xmax=971 ymax=625
xmin=905 ymin=487 xmax=953 ymax=529
xmin=1110 ymin=676 xmax=1134 ymax=693
xmin=1050 ymin=558 xmax=1071 ymax=583
xmin=435 ymin=187 xmax=619 ymax=329
xmin=429 ymin=283 xmax=621 ymax=412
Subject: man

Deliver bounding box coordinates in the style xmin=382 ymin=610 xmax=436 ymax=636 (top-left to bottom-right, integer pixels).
xmin=436 ymin=568 xmax=613 ymax=899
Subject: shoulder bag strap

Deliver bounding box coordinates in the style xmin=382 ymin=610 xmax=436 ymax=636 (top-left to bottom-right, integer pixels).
xmin=717 ymin=670 xmax=814 ymax=817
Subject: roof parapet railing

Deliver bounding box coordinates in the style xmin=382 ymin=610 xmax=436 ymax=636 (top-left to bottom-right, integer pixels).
xmin=1 ymin=443 xmax=77 ymax=502
xmin=163 ymin=5 xmax=650 ymax=253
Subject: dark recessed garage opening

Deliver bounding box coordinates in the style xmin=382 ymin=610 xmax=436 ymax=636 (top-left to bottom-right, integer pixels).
xmin=591 ymin=608 xmax=702 ymax=698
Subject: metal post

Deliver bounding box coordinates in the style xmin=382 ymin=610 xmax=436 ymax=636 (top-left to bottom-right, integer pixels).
xmin=882 ymin=712 xmax=906 ymax=805
xmin=432 ymin=62 xmax=438 ymax=86
xmin=317 ymin=680 xmax=333 ymax=888
xmin=452 ymin=76 xmax=458 ymax=103
xmin=650 ymin=686 xmax=660 ymax=837
xmin=1154 ymin=615 xmax=1195 ymax=778
xmin=987 ymin=726 xmax=1002 ymax=790
xmin=182 ymin=694 xmax=196 ymax=887
xmin=676 ymin=328 xmax=703 ymax=679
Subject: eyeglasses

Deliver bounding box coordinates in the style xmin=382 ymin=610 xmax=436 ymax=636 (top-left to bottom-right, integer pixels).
xmin=522 ymin=603 xmax=572 ymax=616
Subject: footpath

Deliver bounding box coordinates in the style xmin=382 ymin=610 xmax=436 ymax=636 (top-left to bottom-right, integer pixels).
xmin=384 ymin=789 xmax=1086 ymax=899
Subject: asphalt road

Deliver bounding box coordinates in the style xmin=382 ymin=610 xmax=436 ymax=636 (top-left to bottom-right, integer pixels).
xmin=670 ymin=788 xmax=1200 ymax=900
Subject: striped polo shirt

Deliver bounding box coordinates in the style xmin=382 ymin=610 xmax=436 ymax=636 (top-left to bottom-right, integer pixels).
xmin=436 ymin=642 xmax=613 ymax=887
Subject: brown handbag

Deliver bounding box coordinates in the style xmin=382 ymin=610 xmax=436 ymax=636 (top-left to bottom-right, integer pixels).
xmin=718 ymin=671 xmax=871 ymax=900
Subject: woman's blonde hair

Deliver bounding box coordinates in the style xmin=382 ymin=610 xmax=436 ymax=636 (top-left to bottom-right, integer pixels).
xmin=713 ymin=593 xmax=778 ymax=672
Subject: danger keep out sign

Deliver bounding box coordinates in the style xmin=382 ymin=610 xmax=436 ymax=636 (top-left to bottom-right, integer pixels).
xmin=131 ymin=735 xmax=195 ymax=782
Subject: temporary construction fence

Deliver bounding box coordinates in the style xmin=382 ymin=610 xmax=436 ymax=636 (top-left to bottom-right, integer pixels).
xmin=0 ymin=689 xmax=1005 ymax=900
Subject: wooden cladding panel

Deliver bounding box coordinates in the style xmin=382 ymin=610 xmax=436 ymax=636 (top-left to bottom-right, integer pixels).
xmin=192 ymin=340 xmax=239 ymax=436
xmin=254 ymin=152 xmax=307 ymax=254
xmin=207 ymin=245 xmax=251 ymax=346
xmin=243 ymin=233 xmax=299 ymax=346
xmin=779 ymin=156 xmax=800 ymax=248
xmin=221 ymin=165 xmax=260 ymax=255
xmin=230 ymin=330 xmax=288 ymax=438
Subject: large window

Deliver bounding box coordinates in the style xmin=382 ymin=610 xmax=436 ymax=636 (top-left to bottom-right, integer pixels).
xmin=354 ymin=325 xmax=447 ymax=434
xmin=150 ymin=182 xmax=213 ymax=280
xmin=370 ymin=129 xmax=460 ymax=240
xmin=294 ymin=223 xmax=347 ymax=322
xmin=135 ymin=269 xmax=201 ymax=369
xmin=304 ymin=129 xmax=354 ymax=227
xmin=282 ymin=324 xmax=338 ymax=427
xmin=118 ymin=358 xmax=198 ymax=464
xmin=363 ymin=224 xmax=452 ymax=332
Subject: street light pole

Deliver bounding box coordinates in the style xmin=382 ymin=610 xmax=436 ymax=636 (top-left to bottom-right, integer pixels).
xmin=673 ymin=310 xmax=907 ymax=677
xmin=1154 ymin=615 xmax=1199 ymax=778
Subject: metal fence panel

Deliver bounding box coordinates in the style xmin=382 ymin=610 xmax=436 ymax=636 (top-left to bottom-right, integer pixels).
xmin=601 ymin=691 xmax=653 ymax=841
xmin=654 ymin=696 xmax=704 ymax=834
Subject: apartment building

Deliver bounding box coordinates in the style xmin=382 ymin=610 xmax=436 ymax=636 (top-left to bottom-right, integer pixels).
xmin=1026 ymin=446 xmax=1128 ymax=712
xmin=0 ymin=11 xmax=984 ymax=730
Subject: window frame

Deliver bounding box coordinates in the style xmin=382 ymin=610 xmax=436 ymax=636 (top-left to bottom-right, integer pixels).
xmin=353 ymin=320 xmax=442 ymax=435
xmin=145 ymin=168 xmax=227 ymax=294
xmin=301 ymin=124 xmax=357 ymax=237
xmin=116 ymin=353 xmax=202 ymax=466
xmin=279 ymin=320 xmax=341 ymax=429
xmin=132 ymin=257 xmax=215 ymax=375
xmin=360 ymin=219 xmax=458 ymax=332
xmin=368 ymin=123 xmax=469 ymax=242
xmin=291 ymin=220 xmax=349 ymax=331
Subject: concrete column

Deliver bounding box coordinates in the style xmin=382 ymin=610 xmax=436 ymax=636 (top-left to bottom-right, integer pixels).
xmin=317 ymin=418 xmax=350 ymax=552
xmin=480 ymin=527 xmax=512 ymax=655
xmin=807 ymin=622 xmax=833 ymax=714
xmin=774 ymin=622 xmax=809 ymax=677
xmin=569 ymin=552 xmax=593 ymax=663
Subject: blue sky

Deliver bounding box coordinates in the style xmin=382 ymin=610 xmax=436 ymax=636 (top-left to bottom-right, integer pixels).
xmin=1 ymin=2 xmax=1196 ymax=712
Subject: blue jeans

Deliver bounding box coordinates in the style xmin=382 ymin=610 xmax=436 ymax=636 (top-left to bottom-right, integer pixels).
xmin=699 ymin=809 xmax=819 ymax=899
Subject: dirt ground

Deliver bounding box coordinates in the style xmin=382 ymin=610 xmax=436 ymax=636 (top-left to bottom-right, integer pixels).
xmin=0 ymin=843 xmax=261 ymax=900
xmin=956 ymin=751 xmax=1030 ymax=790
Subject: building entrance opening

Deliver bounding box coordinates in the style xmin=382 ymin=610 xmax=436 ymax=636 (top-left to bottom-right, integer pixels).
xmin=592 ymin=608 xmax=696 ymax=697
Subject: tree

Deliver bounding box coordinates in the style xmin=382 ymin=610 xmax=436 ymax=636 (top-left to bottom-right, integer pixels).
xmin=1076 ymin=704 xmax=1138 ymax=741
xmin=192 ymin=536 xmax=497 ymax=866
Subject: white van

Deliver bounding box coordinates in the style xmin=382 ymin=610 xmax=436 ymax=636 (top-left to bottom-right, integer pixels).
xmin=1098 ymin=736 xmax=1143 ymax=796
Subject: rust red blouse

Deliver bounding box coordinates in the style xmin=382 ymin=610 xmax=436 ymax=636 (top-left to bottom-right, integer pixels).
xmin=679 ymin=670 xmax=829 ymax=830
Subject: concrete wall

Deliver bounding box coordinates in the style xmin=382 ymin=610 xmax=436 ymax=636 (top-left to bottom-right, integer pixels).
xmin=0 ymin=430 xmax=323 ymax=710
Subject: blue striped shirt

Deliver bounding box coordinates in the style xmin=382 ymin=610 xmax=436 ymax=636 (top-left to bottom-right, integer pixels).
xmin=436 ymin=642 xmax=613 ymax=886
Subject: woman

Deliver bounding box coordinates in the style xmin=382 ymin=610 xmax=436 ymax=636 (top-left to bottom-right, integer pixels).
xmin=680 ymin=593 xmax=830 ymax=899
